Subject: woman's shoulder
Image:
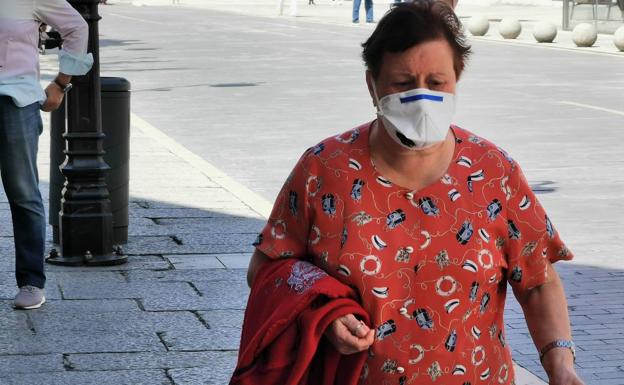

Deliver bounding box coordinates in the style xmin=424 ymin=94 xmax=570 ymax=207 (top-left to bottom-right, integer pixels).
xmin=452 ymin=125 xmax=518 ymax=174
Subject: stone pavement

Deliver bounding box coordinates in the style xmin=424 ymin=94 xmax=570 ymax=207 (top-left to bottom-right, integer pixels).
xmin=0 ymin=110 xmax=261 ymax=383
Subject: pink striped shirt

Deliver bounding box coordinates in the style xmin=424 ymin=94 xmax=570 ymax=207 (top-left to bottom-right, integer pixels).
xmin=0 ymin=0 xmax=93 ymax=107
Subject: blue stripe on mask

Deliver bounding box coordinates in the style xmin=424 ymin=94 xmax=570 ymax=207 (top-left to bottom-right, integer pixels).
xmin=400 ymin=94 xmax=444 ymax=103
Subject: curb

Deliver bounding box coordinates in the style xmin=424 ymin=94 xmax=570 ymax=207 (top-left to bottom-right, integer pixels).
xmin=130 ymin=113 xmax=274 ymax=219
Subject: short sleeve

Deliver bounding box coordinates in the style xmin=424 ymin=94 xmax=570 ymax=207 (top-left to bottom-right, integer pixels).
xmin=254 ymin=150 xmax=316 ymax=260
xmin=504 ymin=163 xmax=573 ymax=291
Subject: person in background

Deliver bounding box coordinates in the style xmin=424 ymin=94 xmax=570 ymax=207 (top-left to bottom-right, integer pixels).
xmin=353 ymin=0 xmax=374 ymax=23
xmin=0 ymin=0 xmax=93 ymax=309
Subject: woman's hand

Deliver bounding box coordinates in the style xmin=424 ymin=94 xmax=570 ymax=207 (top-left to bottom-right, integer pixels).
xmin=41 ymin=82 xmax=65 ymax=112
xmin=546 ymin=366 xmax=585 ymax=385
xmin=325 ymin=314 xmax=375 ymax=355
xmin=543 ymin=350 xmax=585 ymax=385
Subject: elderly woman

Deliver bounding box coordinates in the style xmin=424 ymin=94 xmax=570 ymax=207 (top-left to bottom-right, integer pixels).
xmin=246 ymin=1 xmax=584 ymax=384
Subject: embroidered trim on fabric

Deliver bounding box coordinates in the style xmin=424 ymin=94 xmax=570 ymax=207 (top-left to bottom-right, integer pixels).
xmin=287 ymin=261 xmax=327 ymax=294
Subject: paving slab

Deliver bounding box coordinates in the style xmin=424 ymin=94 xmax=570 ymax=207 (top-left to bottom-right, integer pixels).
xmin=169 ymin=365 xmax=237 ymax=385
xmin=59 ymin=280 xmax=199 ymax=301
xmin=0 ymin=353 xmax=64 ymax=373
xmin=126 ymin=268 xmax=248 ymax=284
xmin=128 ymin=217 xmax=264 ymax=237
xmin=215 ymin=254 xmax=252 ymax=269
xmin=27 ymin=310 xmax=206 ymax=335
xmin=44 ymin=255 xmax=172 ymax=272
xmin=141 ymin=280 xmax=250 ymax=311
xmin=0 ymin=280 xmax=62 ymax=301
xmin=29 ymin=299 xmax=141 ymax=314
xmin=167 ymin=255 xmax=226 ymax=269
xmin=122 ymin=234 xmax=255 ymax=255
xmin=2 ymin=331 xmax=164 ymax=355
xmin=67 ymin=350 xmax=239 ymax=372
xmin=0 ymin=369 xmax=171 ymax=385
xmin=128 ymin=207 xmax=263 ymax=220
xmin=159 ymin=326 xmax=242 ymax=351
xmin=199 ymin=310 xmax=245 ymax=329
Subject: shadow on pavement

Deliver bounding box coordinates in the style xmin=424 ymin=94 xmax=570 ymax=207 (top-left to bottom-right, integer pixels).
xmin=99 ymin=38 xmax=144 ymax=48
xmin=0 ymin=180 xmax=264 ymax=385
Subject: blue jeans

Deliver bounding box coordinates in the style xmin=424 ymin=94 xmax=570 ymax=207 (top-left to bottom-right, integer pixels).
xmin=0 ymin=96 xmax=46 ymax=289
xmin=352 ymin=0 xmax=373 ymax=22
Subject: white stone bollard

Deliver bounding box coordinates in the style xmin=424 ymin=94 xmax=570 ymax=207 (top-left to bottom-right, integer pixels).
xmin=498 ymin=18 xmax=522 ymax=39
xmin=532 ymin=21 xmax=557 ymax=43
xmin=468 ymin=15 xmax=490 ymax=36
xmin=614 ymin=26 xmax=624 ymax=52
xmin=572 ymin=23 xmax=597 ymax=47
xmin=277 ymin=0 xmax=298 ymax=16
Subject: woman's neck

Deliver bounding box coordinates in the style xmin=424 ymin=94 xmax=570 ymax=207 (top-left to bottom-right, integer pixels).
xmin=369 ymin=120 xmax=456 ymax=191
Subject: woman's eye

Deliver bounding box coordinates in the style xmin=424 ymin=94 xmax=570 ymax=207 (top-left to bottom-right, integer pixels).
xmin=429 ymin=80 xmax=445 ymax=88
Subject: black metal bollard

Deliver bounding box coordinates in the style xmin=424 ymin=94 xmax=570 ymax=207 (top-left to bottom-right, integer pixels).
xmin=46 ymin=0 xmax=126 ymax=266
xmin=49 ymin=77 xmax=131 ymax=245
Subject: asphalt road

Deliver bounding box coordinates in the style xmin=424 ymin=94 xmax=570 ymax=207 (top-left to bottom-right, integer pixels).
xmin=96 ymin=3 xmax=623 ymax=202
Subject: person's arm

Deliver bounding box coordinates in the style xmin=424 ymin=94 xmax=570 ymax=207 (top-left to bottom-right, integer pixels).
xmin=41 ymin=72 xmax=72 ymax=112
xmin=513 ymin=263 xmax=584 ymax=385
xmin=34 ymin=0 xmax=94 ymax=112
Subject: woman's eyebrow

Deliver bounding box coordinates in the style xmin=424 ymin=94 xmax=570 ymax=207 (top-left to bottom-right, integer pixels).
xmin=389 ymin=72 xmax=416 ymax=78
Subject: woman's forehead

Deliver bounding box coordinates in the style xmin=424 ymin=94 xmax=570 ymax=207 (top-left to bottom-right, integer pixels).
xmin=380 ymin=40 xmax=455 ymax=73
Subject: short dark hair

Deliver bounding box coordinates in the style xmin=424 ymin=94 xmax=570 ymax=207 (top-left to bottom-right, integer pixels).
xmin=362 ymin=0 xmax=471 ymax=79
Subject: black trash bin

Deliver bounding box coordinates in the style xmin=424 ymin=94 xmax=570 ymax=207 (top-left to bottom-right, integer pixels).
xmin=50 ymin=77 xmax=131 ymax=244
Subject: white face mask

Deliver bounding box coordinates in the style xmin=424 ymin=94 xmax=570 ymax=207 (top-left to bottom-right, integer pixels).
xmin=372 ymin=83 xmax=455 ymax=150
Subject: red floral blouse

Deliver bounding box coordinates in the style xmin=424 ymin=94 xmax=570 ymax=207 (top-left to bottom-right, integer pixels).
xmin=255 ymin=122 xmax=572 ymax=385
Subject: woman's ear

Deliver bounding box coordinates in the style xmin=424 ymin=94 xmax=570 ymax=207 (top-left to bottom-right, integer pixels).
xmin=365 ymin=70 xmax=377 ymax=108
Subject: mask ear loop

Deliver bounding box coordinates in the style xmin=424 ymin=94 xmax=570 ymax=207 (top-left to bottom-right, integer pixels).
xmin=370 ymin=78 xmax=383 ymax=117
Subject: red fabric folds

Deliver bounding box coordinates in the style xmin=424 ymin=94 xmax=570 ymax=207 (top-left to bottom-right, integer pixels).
xmin=230 ymin=259 xmax=369 ymax=385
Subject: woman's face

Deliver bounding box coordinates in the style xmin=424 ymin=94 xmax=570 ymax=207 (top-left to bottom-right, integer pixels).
xmin=367 ymin=38 xmax=457 ymax=101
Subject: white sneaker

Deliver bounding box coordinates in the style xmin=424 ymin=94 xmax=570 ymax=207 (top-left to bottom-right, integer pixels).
xmin=14 ymin=286 xmax=46 ymax=310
